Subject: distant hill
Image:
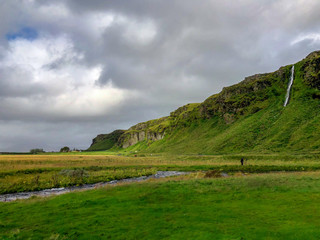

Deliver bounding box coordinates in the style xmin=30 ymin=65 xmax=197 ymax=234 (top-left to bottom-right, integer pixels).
xmin=89 ymin=51 xmax=320 ymax=154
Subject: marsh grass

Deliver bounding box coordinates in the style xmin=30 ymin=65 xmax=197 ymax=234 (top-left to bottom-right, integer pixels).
xmin=1 ymin=153 xmax=320 ymax=194
xmin=1 ymin=153 xmax=320 ymax=171
xmin=0 ymin=168 xmax=157 ymax=194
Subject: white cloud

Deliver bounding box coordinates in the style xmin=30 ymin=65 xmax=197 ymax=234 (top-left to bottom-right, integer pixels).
xmin=87 ymin=12 xmax=115 ymax=37
xmin=0 ymin=35 xmax=132 ymax=118
xmin=291 ymin=33 xmax=320 ymax=45
xmin=38 ymin=2 xmax=70 ymax=19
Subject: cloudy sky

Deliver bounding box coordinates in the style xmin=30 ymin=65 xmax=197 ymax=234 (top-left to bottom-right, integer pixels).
xmin=1 ymin=0 xmax=320 ymax=151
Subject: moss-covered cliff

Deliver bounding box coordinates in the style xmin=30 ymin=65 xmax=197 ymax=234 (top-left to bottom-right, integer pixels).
xmin=88 ymin=51 xmax=320 ymax=154
xmin=87 ymin=130 xmax=125 ymax=151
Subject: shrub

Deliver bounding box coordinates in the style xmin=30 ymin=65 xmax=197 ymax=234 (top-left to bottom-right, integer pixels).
xmin=60 ymin=146 xmax=70 ymax=152
xmin=30 ymin=149 xmax=45 ymax=154
xmin=51 ymin=174 xmax=60 ymax=187
xmin=59 ymin=169 xmax=89 ymax=180
xmin=204 ymin=170 xmax=222 ymax=178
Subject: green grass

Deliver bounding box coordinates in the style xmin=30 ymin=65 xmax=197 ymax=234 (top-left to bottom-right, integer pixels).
xmin=1 ymin=172 xmax=320 ymax=239
xmin=2 ymin=152 xmax=320 ymax=239
xmin=86 ymin=139 xmax=115 ymax=151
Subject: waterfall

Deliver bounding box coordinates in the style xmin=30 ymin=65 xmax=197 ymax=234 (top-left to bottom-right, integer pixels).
xmin=283 ymin=65 xmax=295 ymax=107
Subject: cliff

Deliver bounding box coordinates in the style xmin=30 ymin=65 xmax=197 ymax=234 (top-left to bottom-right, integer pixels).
xmin=88 ymin=51 xmax=320 ymax=153
xmin=87 ymin=130 xmax=125 ymax=151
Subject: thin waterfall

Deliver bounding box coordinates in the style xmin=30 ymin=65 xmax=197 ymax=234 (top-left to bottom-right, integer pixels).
xmin=283 ymin=65 xmax=295 ymax=107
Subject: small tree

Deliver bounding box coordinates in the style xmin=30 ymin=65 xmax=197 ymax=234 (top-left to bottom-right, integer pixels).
xmin=30 ymin=148 xmax=45 ymax=154
xmin=60 ymin=146 xmax=70 ymax=152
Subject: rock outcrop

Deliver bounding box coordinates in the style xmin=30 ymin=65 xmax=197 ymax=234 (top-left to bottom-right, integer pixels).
xmin=301 ymin=51 xmax=320 ymax=90
xmin=119 ymin=117 xmax=169 ymax=148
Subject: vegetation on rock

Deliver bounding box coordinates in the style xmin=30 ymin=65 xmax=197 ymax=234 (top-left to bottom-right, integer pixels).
xmin=88 ymin=51 xmax=320 ymax=154
xmin=87 ymin=130 xmax=125 ymax=151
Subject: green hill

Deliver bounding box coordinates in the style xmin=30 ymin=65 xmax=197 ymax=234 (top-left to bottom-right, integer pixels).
xmin=89 ymin=51 xmax=320 ymax=154
xmin=87 ymin=130 xmax=125 ymax=151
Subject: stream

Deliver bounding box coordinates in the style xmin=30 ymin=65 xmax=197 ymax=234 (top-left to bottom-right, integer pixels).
xmin=0 ymin=171 xmax=188 ymax=202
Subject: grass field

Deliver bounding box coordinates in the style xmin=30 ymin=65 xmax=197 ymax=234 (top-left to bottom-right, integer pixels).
xmin=1 ymin=152 xmax=320 ymax=239
xmin=1 ymin=153 xmax=320 ymax=194
xmin=1 ymin=171 xmax=320 ymax=239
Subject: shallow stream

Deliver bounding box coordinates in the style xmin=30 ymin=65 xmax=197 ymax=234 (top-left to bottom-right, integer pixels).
xmin=0 ymin=171 xmax=188 ymax=202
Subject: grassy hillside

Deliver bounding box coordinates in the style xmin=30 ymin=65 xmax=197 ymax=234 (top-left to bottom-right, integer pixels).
xmin=90 ymin=51 xmax=320 ymax=154
xmin=87 ymin=130 xmax=124 ymax=151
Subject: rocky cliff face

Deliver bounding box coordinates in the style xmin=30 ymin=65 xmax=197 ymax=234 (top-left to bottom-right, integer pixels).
xmin=118 ymin=103 xmax=204 ymax=148
xmin=121 ymin=131 xmax=165 ymax=148
xmin=119 ymin=117 xmax=169 ymax=148
xmin=198 ymin=67 xmax=289 ymax=122
xmin=301 ymin=51 xmax=320 ymax=90
xmin=117 ymin=63 xmax=291 ymax=148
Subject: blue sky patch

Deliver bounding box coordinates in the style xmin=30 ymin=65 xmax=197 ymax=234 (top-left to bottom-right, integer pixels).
xmin=6 ymin=27 xmax=38 ymax=41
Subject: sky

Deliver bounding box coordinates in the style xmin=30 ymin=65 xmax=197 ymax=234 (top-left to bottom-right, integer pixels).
xmin=1 ymin=0 xmax=320 ymax=152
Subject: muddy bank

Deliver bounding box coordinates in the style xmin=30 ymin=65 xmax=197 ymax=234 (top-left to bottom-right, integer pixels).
xmin=0 ymin=171 xmax=188 ymax=202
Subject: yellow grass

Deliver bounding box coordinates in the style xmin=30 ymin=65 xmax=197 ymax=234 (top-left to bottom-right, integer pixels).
xmin=1 ymin=154 xmax=320 ymax=173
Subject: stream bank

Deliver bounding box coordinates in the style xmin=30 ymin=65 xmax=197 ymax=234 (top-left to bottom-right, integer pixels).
xmin=0 ymin=171 xmax=188 ymax=202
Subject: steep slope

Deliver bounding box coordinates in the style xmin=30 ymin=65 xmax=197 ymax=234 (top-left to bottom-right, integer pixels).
xmin=88 ymin=51 xmax=320 ymax=154
xmin=87 ymin=130 xmax=125 ymax=151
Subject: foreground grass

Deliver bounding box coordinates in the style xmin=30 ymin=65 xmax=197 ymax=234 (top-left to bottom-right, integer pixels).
xmin=1 ymin=172 xmax=320 ymax=239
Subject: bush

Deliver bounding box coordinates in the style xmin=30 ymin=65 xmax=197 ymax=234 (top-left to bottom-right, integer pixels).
xmin=204 ymin=170 xmax=222 ymax=178
xmin=30 ymin=149 xmax=45 ymax=154
xmin=59 ymin=169 xmax=89 ymax=179
xmin=60 ymin=146 xmax=70 ymax=152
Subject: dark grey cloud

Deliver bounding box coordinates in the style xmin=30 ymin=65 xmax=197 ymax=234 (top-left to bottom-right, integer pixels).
xmin=1 ymin=0 xmax=320 ymax=151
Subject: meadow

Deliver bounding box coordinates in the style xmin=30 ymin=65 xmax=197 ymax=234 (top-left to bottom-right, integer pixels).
xmin=1 ymin=152 xmax=320 ymax=239
xmin=1 ymin=170 xmax=320 ymax=239
xmin=1 ymin=152 xmax=320 ymax=194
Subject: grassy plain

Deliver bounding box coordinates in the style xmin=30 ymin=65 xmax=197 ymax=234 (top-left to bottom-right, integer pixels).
xmin=1 ymin=153 xmax=320 ymax=239
xmin=1 ymin=171 xmax=320 ymax=239
xmin=1 ymin=153 xmax=320 ymax=194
